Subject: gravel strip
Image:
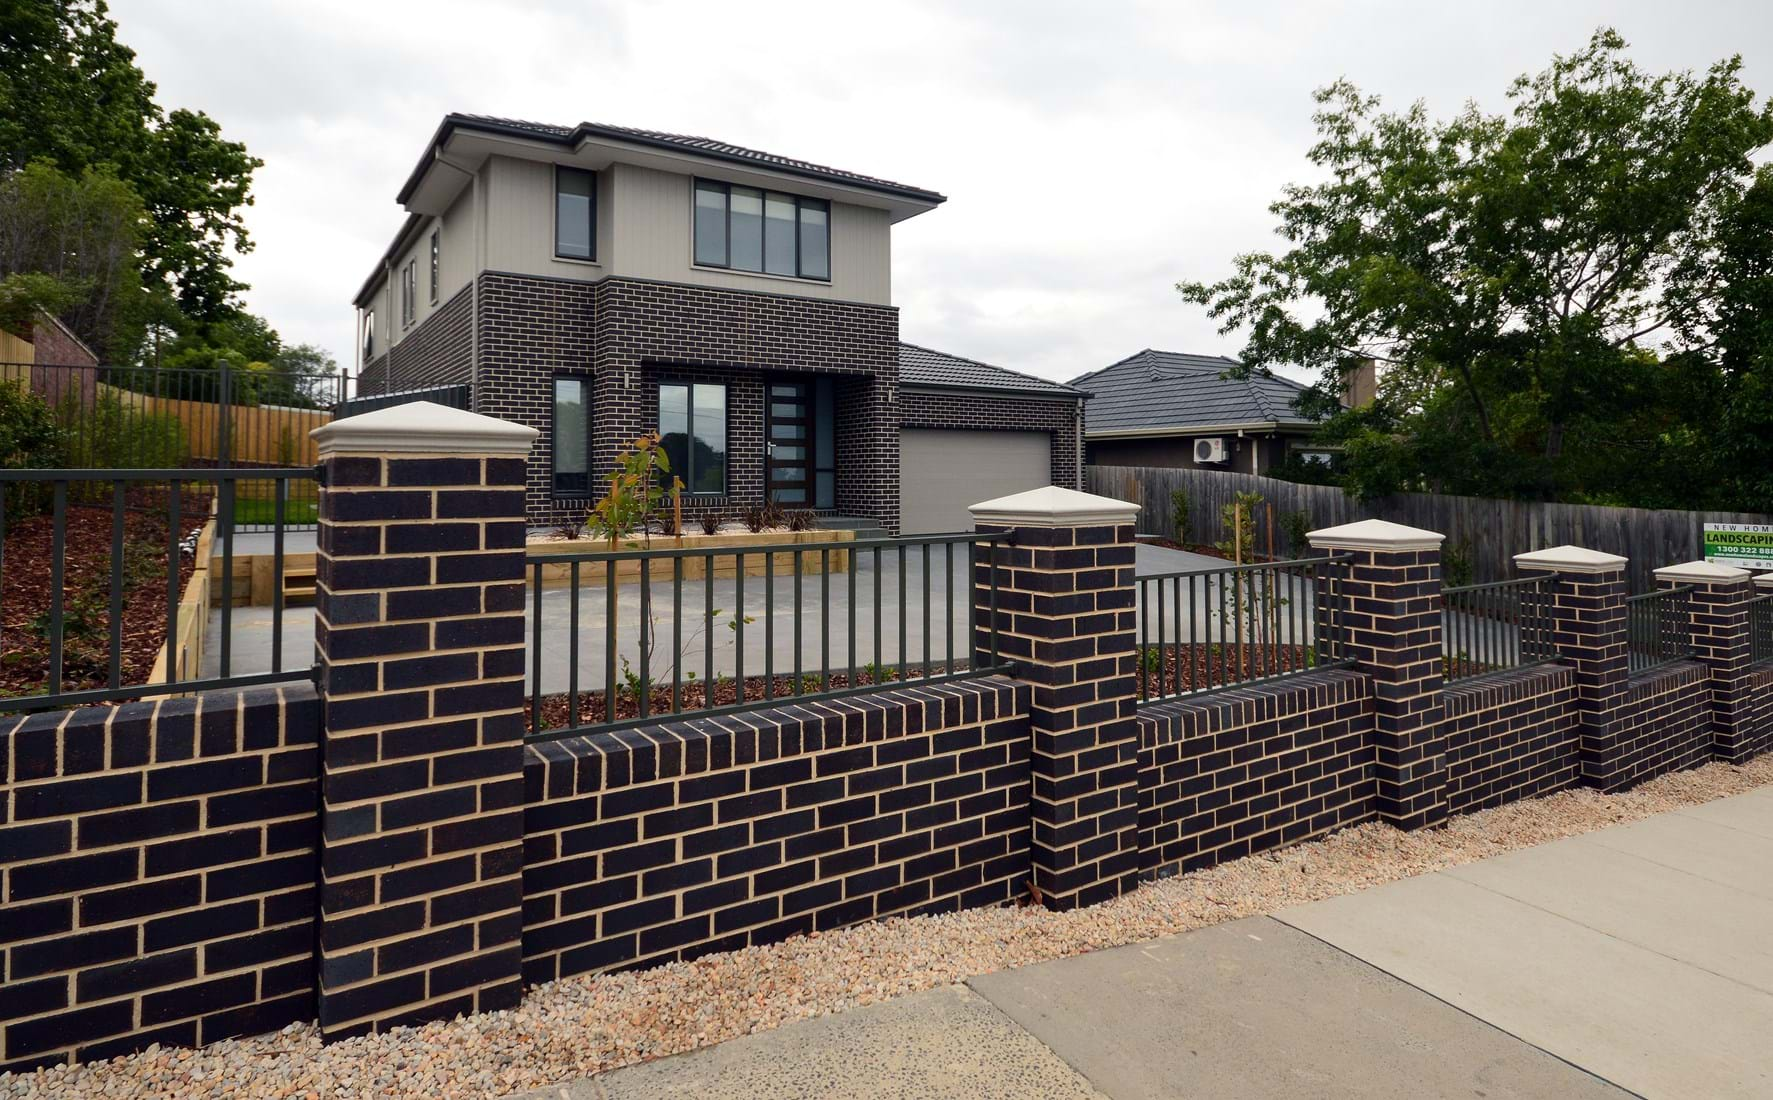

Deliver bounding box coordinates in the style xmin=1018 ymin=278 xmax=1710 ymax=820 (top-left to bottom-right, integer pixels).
xmin=8 ymin=753 xmax=1771 ymax=1100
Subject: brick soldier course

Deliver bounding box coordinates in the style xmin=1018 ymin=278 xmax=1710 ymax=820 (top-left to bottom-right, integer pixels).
xmin=969 ymin=486 xmax=1143 ymax=909
xmin=310 ymin=402 xmax=536 ymax=1038
xmin=1308 ymin=519 xmax=1449 ymax=830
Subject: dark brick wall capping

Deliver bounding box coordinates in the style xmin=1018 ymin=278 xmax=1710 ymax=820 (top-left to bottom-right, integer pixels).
xmin=1135 ymin=669 xmax=1376 ymax=879
xmin=521 ymin=678 xmax=1031 ymax=985
xmin=0 ymin=686 xmax=319 ymax=1072
xmin=1441 ymin=663 xmax=1577 ymax=816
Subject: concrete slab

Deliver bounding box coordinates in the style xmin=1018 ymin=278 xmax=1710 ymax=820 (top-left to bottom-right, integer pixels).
xmin=1579 ymin=811 xmax=1773 ymax=900
xmin=1673 ymin=787 xmax=1773 ymax=841
xmin=1279 ymin=872 xmax=1773 ymax=1099
xmin=967 ymin=916 xmax=1627 ymax=1100
xmin=1444 ymin=835 xmax=1773 ymax=992
xmin=506 ymin=984 xmax=1105 ymax=1100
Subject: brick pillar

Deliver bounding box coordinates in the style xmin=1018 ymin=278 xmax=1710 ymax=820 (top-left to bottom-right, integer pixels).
xmin=310 ymin=401 xmax=537 ymax=1039
xmin=1655 ymin=560 xmax=1756 ymax=764
xmin=970 ymin=486 xmax=1141 ymax=910
xmin=1513 ymin=546 xmax=1632 ymax=789
xmin=1307 ymin=519 xmax=1447 ymax=829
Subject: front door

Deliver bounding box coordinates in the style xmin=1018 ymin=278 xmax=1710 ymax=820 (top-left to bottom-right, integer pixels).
xmin=765 ymin=380 xmax=811 ymax=505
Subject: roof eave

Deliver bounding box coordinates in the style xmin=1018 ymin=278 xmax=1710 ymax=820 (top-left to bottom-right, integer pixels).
xmin=901 ymin=380 xmax=1088 ymax=401
xmin=398 ymin=114 xmax=948 ymax=208
xmin=1083 ymin=420 xmax=1319 ymax=439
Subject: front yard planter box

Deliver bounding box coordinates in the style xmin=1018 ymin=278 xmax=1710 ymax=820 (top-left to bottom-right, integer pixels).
xmin=526 ymin=528 xmax=854 ymax=588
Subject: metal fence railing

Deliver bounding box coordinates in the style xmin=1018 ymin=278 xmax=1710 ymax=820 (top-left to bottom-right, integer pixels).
xmin=1751 ymin=591 xmax=1772 ymax=666
xmin=1134 ymin=554 xmax=1352 ymax=703
xmin=0 ymin=468 xmax=318 ymax=712
xmin=1625 ymin=586 xmax=1694 ymax=675
xmin=525 ymin=532 xmax=1011 ymax=742
xmin=1442 ymin=575 xmax=1556 ymax=682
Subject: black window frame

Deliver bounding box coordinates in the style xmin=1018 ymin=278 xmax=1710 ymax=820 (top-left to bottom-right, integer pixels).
xmin=657 ymin=380 xmax=730 ymax=497
xmin=692 ymin=178 xmax=831 ymax=282
xmin=361 ymin=309 xmax=375 ymax=360
xmin=551 ymin=373 xmax=593 ymax=497
xmin=554 ymin=165 xmax=597 ymax=262
xmin=429 ymin=229 xmax=440 ymax=303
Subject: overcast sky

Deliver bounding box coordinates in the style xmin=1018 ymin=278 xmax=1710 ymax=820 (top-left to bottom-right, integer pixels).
xmin=114 ymin=0 xmax=1770 ymax=385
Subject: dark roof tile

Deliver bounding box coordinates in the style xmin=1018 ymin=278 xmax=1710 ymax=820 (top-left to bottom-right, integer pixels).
xmin=1068 ymin=349 xmax=1318 ymax=434
xmin=898 ymin=343 xmax=1084 ymax=398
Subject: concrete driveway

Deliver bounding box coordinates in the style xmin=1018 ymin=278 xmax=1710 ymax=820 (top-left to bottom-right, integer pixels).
xmin=515 ymin=786 xmax=1773 ymax=1099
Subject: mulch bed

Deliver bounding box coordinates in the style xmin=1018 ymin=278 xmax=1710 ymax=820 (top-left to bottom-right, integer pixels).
xmin=1 ymin=492 xmax=211 ymax=704
xmin=1136 ymin=642 xmax=1316 ymax=699
xmin=530 ymin=664 xmax=968 ymax=733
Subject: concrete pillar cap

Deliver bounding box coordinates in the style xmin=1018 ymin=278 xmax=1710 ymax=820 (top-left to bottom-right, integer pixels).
xmin=1514 ymin=545 xmax=1628 ymax=574
xmin=1756 ymin=572 xmax=1773 ymax=590
xmin=1654 ymin=559 xmax=1750 ymax=584
xmin=968 ymin=485 xmax=1139 ymax=528
xmin=1306 ymin=518 xmax=1443 ymax=552
xmin=312 ymin=400 xmax=539 ymax=456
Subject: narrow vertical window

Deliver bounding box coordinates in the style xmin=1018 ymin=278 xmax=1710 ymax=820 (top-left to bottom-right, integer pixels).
xmin=798 ymin=200 xmax=829 ymax=279
xmin=730 ymin=186 xmax=764 ymax=272
xmin=401 ymin=261 xmax=416 ymax=327
xmin=362 ymin=310 xmax=375 ymax=359
xmin=555 ymin=167 xmax=595 ymax=260
xmin=429 ymin=229 xmax=440 ymax=302
xmin=553 ymin=376 xmax=589 ymax=494
xmin=763 ymin=192 xmax=797 ymax=276
xmin=693 ymin=181 xmax=727 ymax=266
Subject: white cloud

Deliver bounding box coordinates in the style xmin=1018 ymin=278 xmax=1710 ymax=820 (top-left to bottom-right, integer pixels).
xmin=112 ymin=0 xmax=1772 ymax=384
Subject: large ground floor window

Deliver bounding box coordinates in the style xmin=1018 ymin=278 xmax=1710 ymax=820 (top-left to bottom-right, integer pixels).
xmin=659 ymin=382 xmax=728 ymax=495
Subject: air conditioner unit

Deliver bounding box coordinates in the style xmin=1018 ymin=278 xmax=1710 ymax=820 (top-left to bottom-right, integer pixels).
xmin=1194 ymin=437 xmax=1229 ymax=465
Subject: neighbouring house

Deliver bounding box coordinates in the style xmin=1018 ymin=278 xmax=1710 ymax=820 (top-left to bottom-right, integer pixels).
xmin=351 ymin=113 xmax=1085 ymax=533
xmin=1069 ymin=349 xmax=1334 ymax=475
xmin=1 ymin=309 xmax=99 ymax=410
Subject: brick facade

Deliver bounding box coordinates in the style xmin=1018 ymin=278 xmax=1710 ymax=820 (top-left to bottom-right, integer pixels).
xmin=0 ymin=687 xmax=318 ymax=1072
xmin=360 ymin=272 xmax=1076 ymax=532
xmin=1612 ymin=662 xmax=1714 ymax=788
xmin=899 ymin=389 xmax=1082 ymax=492
xmin=360 ymin=283 xmax=474 ymax=396
xmin=521 ymin=679 xmax=1031 ymax=984
xmin=1137 ymin=669 xmax=1374 ymax=878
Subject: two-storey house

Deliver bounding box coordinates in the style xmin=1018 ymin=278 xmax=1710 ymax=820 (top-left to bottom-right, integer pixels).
xmin=352 ymin=114 xmax=1085 ymax=533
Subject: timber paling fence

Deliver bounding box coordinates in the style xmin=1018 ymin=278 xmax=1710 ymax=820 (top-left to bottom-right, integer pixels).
xmin=1089 ymin=464 xmax=1773 ymax=595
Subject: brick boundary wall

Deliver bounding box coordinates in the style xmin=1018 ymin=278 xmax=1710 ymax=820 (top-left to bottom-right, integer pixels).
xmin=1748 ymin=661 xmax=1773 ymax=761
xmin=1135 ymin=669 xmax=1375 ymax=879
xmin=0 ymin=686 xmax=319 ymax=1072
xmin=521 ymin=679 xmax=1031 ymax=985
xmin=1612 ymin=662 xmax=1714 ymax=789
xmin=899 ymin=390 xmax=1082 ymax=492
xmin=1441 ymin=665 xmax=1578 ymax=816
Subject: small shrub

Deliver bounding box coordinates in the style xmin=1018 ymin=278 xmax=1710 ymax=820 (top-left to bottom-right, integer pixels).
xmin=554 ymin=516 xmax=587 ymax=541
xmin=785 ymin=509 xmax=816 ymax=533
xmin=1140 ymin=647 xmax=1162 ymax=676
xmin=743 ymin=500 xmax=785 ymax=533
xmin=0 ymin=383 xmax=69 ymax=516
xmin=1443 ymin=537 xmax=1475 ymax=589
xmin=1171 ymin=490 xmax=1191 ymax=544
xmin=1282 ymin=509 xmax=1312 ymax=557
xmin=697 ymin=510 xmax=722 ymax=536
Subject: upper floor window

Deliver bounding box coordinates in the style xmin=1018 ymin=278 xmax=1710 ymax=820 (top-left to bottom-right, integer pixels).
xmin=362 ymin=310 xmax=375 ymax=360
xmin=429 ymin=229 xmax=440 ymax=302
xmin=555 ymin=166 xmax=596 ymax=261
xmin=693 ymin=180 xmax=829 ymax=281
xmin=400 ymin=260 xmax=416 ymax=327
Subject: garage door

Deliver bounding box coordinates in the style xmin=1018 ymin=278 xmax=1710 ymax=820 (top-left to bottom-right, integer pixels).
xmin=899 ymin=428 xmax=1051 ymax=534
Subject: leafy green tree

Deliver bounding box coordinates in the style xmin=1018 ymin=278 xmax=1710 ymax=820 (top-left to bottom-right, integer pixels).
xmin=0 ymin=1 xmax=262 ymax=327
xmin=1180 ymin=29 xmax=1773 ymax=505
xmin=0 ymin=160 xmax=145 ymax=356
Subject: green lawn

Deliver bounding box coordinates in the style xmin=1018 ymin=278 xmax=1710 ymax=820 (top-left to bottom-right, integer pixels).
xmin=232 ymin=496 xmax=319 ymax=526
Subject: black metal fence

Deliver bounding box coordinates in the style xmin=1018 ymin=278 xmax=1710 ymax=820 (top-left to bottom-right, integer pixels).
xmin=1442 ymin=575 xmax=1556 ymax=682
xmin=525 ymin=533 xmax=1008 ymax=742
xmin=1752 ymin=591 xmax=1772 ymax=666
xmin=1625 ymin=586 xmax=1694 ymax=674
xmin=0 ymin=468 xmax=318 ymax=712
xmin=1134 ymin=555 xmax=1352 ymax=703
xmin=333 ymin=382 xmax=471 ymax=420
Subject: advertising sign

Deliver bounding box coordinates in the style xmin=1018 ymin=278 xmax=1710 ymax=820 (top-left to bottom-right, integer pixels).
xmin=1702 ymin=522 xmax=1773 ymax=572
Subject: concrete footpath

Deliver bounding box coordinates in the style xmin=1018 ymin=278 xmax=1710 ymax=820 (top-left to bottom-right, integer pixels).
xmin=513 ymin=786 xmax=1773 ymax=1099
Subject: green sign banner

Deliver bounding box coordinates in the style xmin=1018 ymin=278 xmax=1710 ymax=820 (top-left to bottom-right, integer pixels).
xmin=1703 ymin=523 xmax=1773 ymax=572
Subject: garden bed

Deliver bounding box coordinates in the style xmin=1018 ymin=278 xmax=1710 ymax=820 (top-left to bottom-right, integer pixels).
xmin=528 ymin=528 xmax=854 ymax=587
xmin=1136 ymin=642 xmax=1316 ymax=699
xmin=0 ymin=493 xmax=210 ymax=705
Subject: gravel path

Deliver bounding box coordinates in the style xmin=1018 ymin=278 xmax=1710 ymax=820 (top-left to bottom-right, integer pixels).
xmin=8 ymin=753 xmax=1771 ymax=1100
